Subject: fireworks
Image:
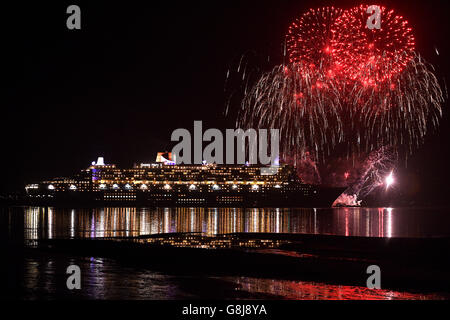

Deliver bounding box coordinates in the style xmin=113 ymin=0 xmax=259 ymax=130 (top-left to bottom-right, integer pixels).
xmin=231 ymin=4 xmax=445 ymax=202
xmin=349 ymin=53 xmax=444 ymax=154
xmin=237 ymin=62 xmax=343 ymax=163
xmin=331 ymin=5 xmax=415 ymax=84
xmin=287 ymin=5 xmax=416 ymax=84
xmin=287 ymin=7 xmax=343 ymax=67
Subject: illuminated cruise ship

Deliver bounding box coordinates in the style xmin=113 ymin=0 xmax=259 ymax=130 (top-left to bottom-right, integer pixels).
xmin=25 ymin=153 xmax=344 ymax=207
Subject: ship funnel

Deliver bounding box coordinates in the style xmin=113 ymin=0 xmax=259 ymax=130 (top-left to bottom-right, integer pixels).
xmin=96 ymin=157 xmax=105 ymax=166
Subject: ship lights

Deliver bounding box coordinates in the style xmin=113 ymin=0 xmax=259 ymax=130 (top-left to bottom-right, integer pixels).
xmin=189 ymin=184 xmax=197 ymax=190
xmin=212 ymin=184 xmax=220 ymax=190
xmin=141 ymin=184 xmax=148 ymax=190
xmin=164 ymin=184 xmax=171 ymax=190
xmin=274 ymin=184 xmax=281 ymax=189
xmin=69 ymin=185 xmax=77 ymax=191
xmin=125 ymin=184 xmax=132 ymax=190
xmin=113 ymin=184 xmax=119 ymax=190
xmin=48 ymin=184 xmax=55 ymax=190
xmin=232 ymin=184 xmax=238 ymax=190
xmin=252 ymin=185 xmax=259 ymax=190
xmin=99 ymin=184 xmax=107 ymax=190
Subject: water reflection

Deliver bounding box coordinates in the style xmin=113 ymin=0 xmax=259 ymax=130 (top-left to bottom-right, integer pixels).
xmin=10 ymin=206 xmax=450 ymax=240
xmin=229 ymin=277 xmax=448 ymax=300
xmin=20 ymin=256 xmax=186 ymax=300
xmin=18 ymin=255 xmax=448 ymax=300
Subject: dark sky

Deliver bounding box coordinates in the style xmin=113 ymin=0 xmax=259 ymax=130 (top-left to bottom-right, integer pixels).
xmin=1 ymin=0 xmax=449 ymax=204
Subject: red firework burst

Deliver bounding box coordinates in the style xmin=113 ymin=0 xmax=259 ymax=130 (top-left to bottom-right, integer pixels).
xmin=286 ymin=7 xmax=343 ymax=66
xmin=331 ymin=5 xmax=415 ymax=84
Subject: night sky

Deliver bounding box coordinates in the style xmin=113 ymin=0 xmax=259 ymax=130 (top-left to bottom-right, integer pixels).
xmin=1 ymin=0 xmax=449 ymax=205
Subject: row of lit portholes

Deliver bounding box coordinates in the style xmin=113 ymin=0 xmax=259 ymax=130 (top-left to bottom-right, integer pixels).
xmin=47 ymin=183 xmax=283 ymax=191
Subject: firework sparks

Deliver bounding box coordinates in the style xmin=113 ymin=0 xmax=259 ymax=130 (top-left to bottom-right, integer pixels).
xmin=287 ymin=7 xmax=343 ymax=67
xmin=385 ymin=171 xmax=395 ymax=189
xmin=333 ymin=147 xmax=397 ymax=206
xmin=331 ymin=5 xmax=415 ymax=84
xmin=237 ymin=62 xmax=343 ymax=163
xmin=348 ymin=53 xmax=445 ymax=155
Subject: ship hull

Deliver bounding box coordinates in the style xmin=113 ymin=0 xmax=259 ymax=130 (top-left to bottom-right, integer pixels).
xmin=25 ymin=187 xmax=345 ymax=208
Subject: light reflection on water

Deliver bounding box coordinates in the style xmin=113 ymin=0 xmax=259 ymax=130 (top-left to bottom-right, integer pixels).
xmin=228 ymin=277 xmax=449 ymax=300
xmin=13 ymin=206 xmax=450 ymax=240
xmin=21 ymin=256 xmax=190 ymax=300
xmin=19 ymin=255 xmax=448 ymax=300
xmin=3 ymin=206 xmax=450 ymax=300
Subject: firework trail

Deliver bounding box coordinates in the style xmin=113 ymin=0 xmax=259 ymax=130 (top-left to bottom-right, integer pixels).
xmin=333 ymin=147 xmax=397 ymax=206
xmin=348 ymin=53 xmax=444 ymax=155
xmin=237 ymin=62 xmax=343 ymax=164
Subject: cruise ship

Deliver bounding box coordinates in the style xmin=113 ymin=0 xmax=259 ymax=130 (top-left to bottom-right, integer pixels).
xmin=25 ymin=153 xmax=344 ymax=207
